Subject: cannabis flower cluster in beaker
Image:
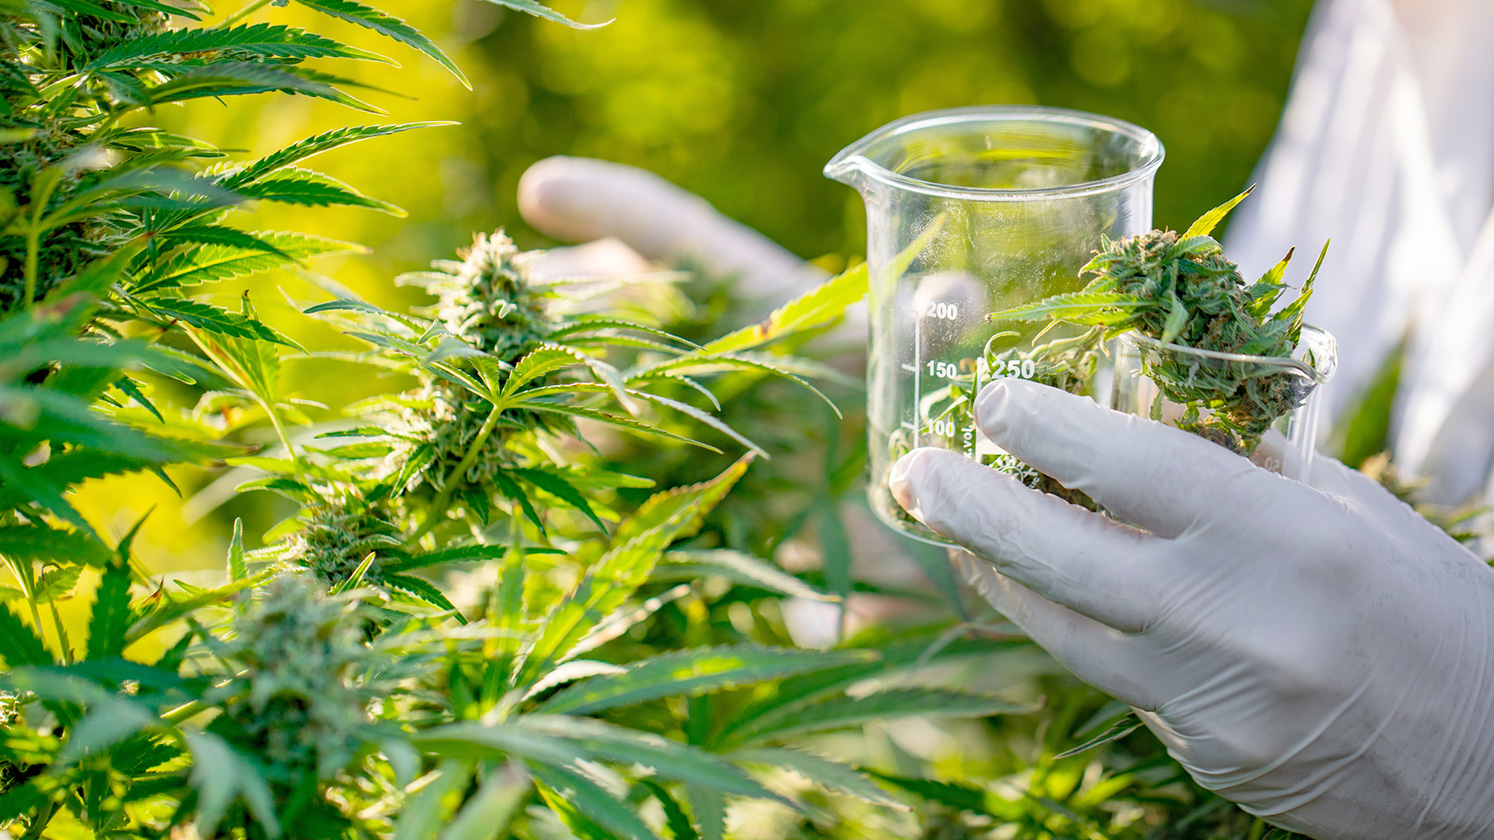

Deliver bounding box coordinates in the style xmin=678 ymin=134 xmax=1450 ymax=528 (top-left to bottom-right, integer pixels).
xmin=1112 ymin=326 xmax=1338 ymax=481
xmin=826 ymin=106 xmax=1164 ymax=545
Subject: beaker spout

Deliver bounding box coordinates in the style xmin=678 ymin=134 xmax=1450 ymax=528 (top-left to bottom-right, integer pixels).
xmin=822 ymin=154 xmax=870 ymax=191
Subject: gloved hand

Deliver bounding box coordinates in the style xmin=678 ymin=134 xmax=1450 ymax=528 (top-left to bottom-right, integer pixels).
xmin=889 ymin=378 xmax=1494 ymax=840
xmin=518 ymin=156 xmax=827 ymax=309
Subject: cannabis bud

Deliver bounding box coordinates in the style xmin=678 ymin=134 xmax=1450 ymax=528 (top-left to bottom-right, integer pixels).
xmin=286 ymin=498 xmax=401 ymax=586
xmin=391 ymin=230 xmax=563 ymax=508
xmin=420 ymin=230 xmax=555 ymax=362
xmin=210 ymin=576 xmax=387 ymax=782
xmin=987 ymin=188 xmax=1324 ymax=454
xmin=0 ymin=689 xmax=20 ymax=794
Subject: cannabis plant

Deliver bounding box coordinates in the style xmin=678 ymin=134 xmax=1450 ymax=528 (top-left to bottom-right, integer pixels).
xmin=986 ymin=187 xmax=1326 ymax=455
xmin=0 ymin=2 xmax=1044 ymax=837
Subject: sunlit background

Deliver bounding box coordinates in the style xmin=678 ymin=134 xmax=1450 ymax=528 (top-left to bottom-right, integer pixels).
xmin=72 ymin=0 xmax=1315 ymax=585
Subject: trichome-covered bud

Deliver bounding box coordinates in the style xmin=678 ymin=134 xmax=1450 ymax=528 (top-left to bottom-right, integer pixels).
xmin=421 ymin=229 xmax=555 ymax=364
xmin=285 ymin=499 xmax=401 ymax=587
xmin=211 ymin=575 xmax=386 ymax=782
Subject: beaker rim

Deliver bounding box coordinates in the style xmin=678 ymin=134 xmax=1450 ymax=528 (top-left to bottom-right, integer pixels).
xmin=1119 ymin=324 xmax=1338 ymax=384
xmin=825 ymin=105 xmax=1165 ymax=201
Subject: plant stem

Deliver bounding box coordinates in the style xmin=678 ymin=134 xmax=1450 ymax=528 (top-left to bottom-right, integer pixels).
xmin=405 ymin=404 xmax=503 ymax=550
xmin=218 ymin=0 xmax=274 ymax=27
xmin=22 ymin=227 xmax=39 ymax=308
xmin=47 ymin=599 xmax=71 ymax=664
xmin=162 ymin=699 xmax=208 ymax=724
xmin=262 ymin=399 xmax=306 ymax=486
xmin=4 ymin=555 xmax=54 ymax=662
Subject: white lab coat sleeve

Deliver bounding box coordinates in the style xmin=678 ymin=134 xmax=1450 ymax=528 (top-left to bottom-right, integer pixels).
xmin=1225 ymin=0 xmax=1494 ymax=497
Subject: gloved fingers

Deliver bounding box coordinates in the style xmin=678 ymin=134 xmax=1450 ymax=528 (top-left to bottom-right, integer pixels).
xmin=952 ymin=553 xmax=1167 ymax=710
xmin=517 ymin=156 xmax=826 ymax=301
xmin=1248 ymin=429 xmax=1461 ymax=547
xmin=976 ymin=378 xmax=1287 ymax=539
xmin=524 ymin=238 xmax=655 ymax=281
xmin=1302 ymin=449 xmax=1471 ymax=547
xmin=890 ymin=447 xmax=1165 ymax=633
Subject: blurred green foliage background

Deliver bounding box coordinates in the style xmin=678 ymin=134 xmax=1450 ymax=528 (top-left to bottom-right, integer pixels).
xmin=73 ymin=0 xmax=1316 ymax=580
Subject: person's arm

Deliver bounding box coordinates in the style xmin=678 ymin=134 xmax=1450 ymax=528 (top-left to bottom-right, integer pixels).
xmin=891 ymin=378 xmax=1494 ymax=840
xmin=519 ymin=156 xmax=827 ymax=306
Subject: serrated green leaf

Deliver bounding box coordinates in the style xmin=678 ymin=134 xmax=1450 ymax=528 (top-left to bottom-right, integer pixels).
xmin=144 ymin=60 xmax=355 ymax=108
xmin=34 ymin=563 xmax=82 ymax=602
xmin=114 ymin=375 xmax=163 ymax=423
xmin=511 ymin=466 xmax=606 ymax=531
xmin=0 ymin=604 xmax=51 ymax=667
xmin=720 ymin=626 xmax=1025 ymax=748
xmin=0 ymin=455 xmax=91 ymax=531
xmin=501 ymin=344 xmax=587 ymax=398
xmin=0 ymin=524 xmax=112 ymax=566
xmin=692 ymin=262 xmax=868 ymax=357
xmin=135 ymin=231 xmax=359 ymax=293
xmin=188 ymin=296 xmax=283 ymax=409
xmin=533 ymin=764 xmax=659 ymax=840
xmin=632 ymin=351 xmax=839 ymax=418
xmin=556 ymin=385 xmax=767 ymax=458
xmin=1276 ymin=240 xmax=1328 ymax=336
xmin=491 ymin=469 xmax=546 ymax=534
xmin=1053 ymin=712 xmax=1143 ymax=760
xmin=477 ymin=0 xmax=610 ymax=29
xmin=86 ymin=22 xmax=389 ymax=70
xmin=440 ymin=761 xmax=529 ymax=840
xmin=1182 ymin=185 xmax=1255 ymax=240
xmin=227 ymin=518 xmax=247 ymax=581
xmin=158 ymin=225 xmax=294 ymax=259
xmin=546 ymin=317 xmax=696 ymax=348
xmin=386 ymin=573 xmax=462 ymax=620
xmin=0 ymin=386 xmax=183 ymax=465
xmin=659 ymin=549 xmax=833 ymax=601
xmin=520 ymin=458 xmax=750 ymax=683
xmin=294 ymin=0 xmax=469 ymax=88
xmin=732 ymin=747 xmax=906 ymax=809
xmin=234 ymin=167 xmax=404 ymax=215
xmin=0 ymin=452 xmax=148 ymax=512
xmin=521 ymin=402 xmax=721 ymax=451
xmin=127 ymin=575 xmax=264 ymax=645
xmin=421 ymin=718 xmax=782 ymax=804
xmin=542 ymin=645 xmax=875 ymax=715
xmin=0 ymin=669 xmax=157 ymax=764
xmin=222 ymin=123 xmax=453 ymax=189
xmin=733 ymin=688 xmax=1028 ymax=743
xmin=866 ymin=772 xmax=991 ymax=816
xmin=146 ymin=297 xmax=295 ymax=346
xmin=383 ymin=544 xmax=507 ymax=573
xmin=85 ymin=559 xmax=131 ymax=660
xmin=987 ymin=290 xmax=1152 ymax=324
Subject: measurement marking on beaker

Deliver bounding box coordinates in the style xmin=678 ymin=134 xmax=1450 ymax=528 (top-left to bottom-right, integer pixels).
xmin=912 ymin=313 xmax=921 ymax=442
xmin=900 ymin=364 xmax=918 ymax=373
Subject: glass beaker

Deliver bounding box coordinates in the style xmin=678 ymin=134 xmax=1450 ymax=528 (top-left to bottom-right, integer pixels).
xmin=1110 ymin=326 xmax=1338 ymax=482
xmin=826 ymin=106 xmax=1165 ymax=545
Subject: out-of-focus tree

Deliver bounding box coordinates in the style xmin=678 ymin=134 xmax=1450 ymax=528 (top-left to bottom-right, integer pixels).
xmin=468 ymin=0 xmax=1314 ymax=256
xmin=74 ymin=0 xmax=1315 ymax=577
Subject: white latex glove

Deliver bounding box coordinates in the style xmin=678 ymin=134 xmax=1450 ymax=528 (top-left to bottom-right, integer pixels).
xmin=888 ymin=378 xmax=1494 ymax=840
xmin=518 ymin=156 xmax=829 ymax=310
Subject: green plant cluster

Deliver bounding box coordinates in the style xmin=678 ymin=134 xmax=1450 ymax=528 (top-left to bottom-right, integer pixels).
xmin=987 ymin=189 xmax=1325 ymax=454
xmin=0 ymin=2 xmax=1049 ymax=837
xmin=0 ymin=1 xmax=1341 ymax=838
